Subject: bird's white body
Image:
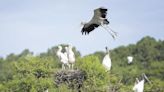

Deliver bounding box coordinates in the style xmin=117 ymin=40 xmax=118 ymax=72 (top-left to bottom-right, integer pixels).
xmin=102 ymin=53 xmax=112 ymax=71
xmin=56 ymin=46 xmax=69 ymax=70
xmin=64 ymin=47 xmax=68 ymax=58
xmin=127 ymin=56 xmax=133 ymax=64
xmin=67 ymin=45 xmax=75 ymax=70
xmin=102 ymin=47 xmax=112 ymax=71
xmin=133 ymin=79 xmax=144 ymax=92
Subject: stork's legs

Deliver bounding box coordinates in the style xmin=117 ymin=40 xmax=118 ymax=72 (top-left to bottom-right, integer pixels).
xmin=67 ymin=63 xmax=71 ymax=70
xmin=62 ymin=63 xmax=71 ymax=70
xmin=62 ymin=64 xmax=65 ymax=70
xmin=71 ymin=64 xmax=74 ymax=70
xmin=101 ymin=25 xmax=114 ymax=38
xmin=106 ymin=26 xmax=118 ymax=36
xmin=101 ymin=25 xmax=117 ymax=39
xmin=68 ymin=64 xmax=74 ymax=70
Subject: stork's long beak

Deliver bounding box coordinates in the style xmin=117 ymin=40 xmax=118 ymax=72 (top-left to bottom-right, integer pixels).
xmin=142 ymin=73 xmax=152 ymax=84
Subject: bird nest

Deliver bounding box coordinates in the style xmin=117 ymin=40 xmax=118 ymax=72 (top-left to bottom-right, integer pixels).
xmin=54 ymin=70 xmax=86 ymax=91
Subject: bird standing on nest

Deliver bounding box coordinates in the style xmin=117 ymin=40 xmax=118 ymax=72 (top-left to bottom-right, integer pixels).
xmin=56 ymin=45 xmax=70 ymax=70
xmin=66 ymin=45 xmax=75 ymax=70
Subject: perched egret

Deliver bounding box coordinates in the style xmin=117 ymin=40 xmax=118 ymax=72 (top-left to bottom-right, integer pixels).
xmin=133 ymin=79 xmax=144 ymax=92
xmin=133 ymin=73 xmax=151 ymax=92
xmin=102 ymin=47 xmax=112 ymax=71
xmin=127 ymin=56 xmax=133 ymax=64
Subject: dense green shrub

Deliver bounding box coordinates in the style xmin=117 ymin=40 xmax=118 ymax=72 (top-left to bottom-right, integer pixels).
xmin=76 ymin=55 xmax=110 ymax=92
xmin=0 ymin=56 xmax=56 ymax=92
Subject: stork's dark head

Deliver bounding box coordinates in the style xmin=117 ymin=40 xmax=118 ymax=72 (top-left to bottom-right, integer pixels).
xmin=105 ymin=47 xmax=108 ymax=50
xmin=105 ymin=47 xmax=110 ymax=54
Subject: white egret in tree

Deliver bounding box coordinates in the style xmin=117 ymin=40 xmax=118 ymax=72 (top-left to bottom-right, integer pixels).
xmin=81 ymin=7 xmax=117 ymax=39
xmin=127 ymin=56 xmax=133 ymax=64
xmin=133 ymin=79 xmax=144 ymax=92
xmin=102 ymin=47 xmax=112 ymax=71
xmin=133 ymin=73 xmax=151 ymax=92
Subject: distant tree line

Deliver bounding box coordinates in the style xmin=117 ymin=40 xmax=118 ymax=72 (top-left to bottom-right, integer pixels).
xmin=0 ymin=36 xmax=164 ymax=92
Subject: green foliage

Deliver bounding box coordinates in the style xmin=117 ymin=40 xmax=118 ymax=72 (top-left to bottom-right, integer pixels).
xmin=92 ymin=51 xmax=105 ymax=62
xmin=93 ymin=36 xmax=164 ymax=91
xmin=54 ymin=84 xmax=75 ymax=92
xmin=0 ymin=37 xmax=164 ymax=91
xmin=136 ymin=36 xmax=160 ymax=63
xmin=0 ymin=56 xmax=56 ymax=92
xmin=76 ymin=55 xmax=109 ymax=92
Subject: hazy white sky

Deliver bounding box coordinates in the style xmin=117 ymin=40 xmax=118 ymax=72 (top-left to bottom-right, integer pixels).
xmin=0 ymin=0 xmax=164 ymax=57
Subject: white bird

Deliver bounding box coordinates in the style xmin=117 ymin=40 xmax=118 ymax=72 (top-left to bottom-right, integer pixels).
xmin=127 ymin=56 xmax=133 ymax=64
xmin=81 ymin=7 xmax=117 ymax=39
xmin=133 ymin=79 xmax=144 ymax=92
xmin=67 ymin=45 xmax=75 ymax=70
xmin=102 ymin=47 xmax=112 ymax=71
xmin=56 ymin=46 xmax=69 ymax=70
xmin=64 ymin=46 xmax=71 ymax=69
xmin=133 ymin=73 xmax=151 ymax=92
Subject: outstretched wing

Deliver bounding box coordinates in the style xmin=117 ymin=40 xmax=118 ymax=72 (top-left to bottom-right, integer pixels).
xmin=81 ymin=7 xmax=109 ymax=35
xmin=81 ymin=24 xmax=99 ymax=35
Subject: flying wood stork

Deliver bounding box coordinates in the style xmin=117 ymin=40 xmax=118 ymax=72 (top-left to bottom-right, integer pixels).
xmin=56 ymin=46 xmax=70 ymax=70
xmin=102 ymin=47 xmax=112 ymax=71
xmin=81 ymin=7 xmax=117 ymax=39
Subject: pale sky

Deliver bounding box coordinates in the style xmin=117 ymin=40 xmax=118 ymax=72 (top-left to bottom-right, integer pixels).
xmin=0 ymin=0 xmax=164 ymax=57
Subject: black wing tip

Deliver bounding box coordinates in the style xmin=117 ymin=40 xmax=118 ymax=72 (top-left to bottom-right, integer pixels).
xmin=81 ymin=29 xmax=90 ymax=35
xmin=81 ymin=24 xmax=99 ymax=35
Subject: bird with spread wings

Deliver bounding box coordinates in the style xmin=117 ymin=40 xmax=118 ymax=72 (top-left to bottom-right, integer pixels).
xmin=81 ymin=7 xmax=117 ymax=39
